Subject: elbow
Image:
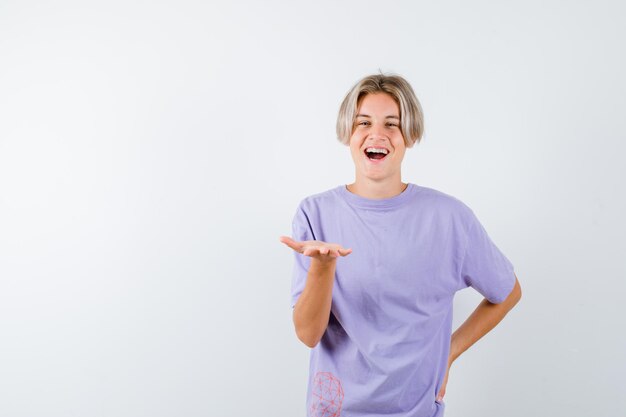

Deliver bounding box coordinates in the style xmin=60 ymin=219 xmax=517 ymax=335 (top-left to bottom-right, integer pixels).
xmin=295 ymin=326 xmax=322 ymax=348
xmin=292 ymin=303 xmax=326 ymax=348
xmin=503 ymin=277 xmax=522 ymax=307
xmin=512 ymin=276 xmax=522 ymax=303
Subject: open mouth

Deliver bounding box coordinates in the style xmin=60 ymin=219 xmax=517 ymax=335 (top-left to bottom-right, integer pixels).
xmin=364 ymin=148 xmax=389 ymax=162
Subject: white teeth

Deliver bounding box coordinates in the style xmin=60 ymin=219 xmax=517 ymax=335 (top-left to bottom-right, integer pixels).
xmin=365 ymin=147 xmax=388 ymax=154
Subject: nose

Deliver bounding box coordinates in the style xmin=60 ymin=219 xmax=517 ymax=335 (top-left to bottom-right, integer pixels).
xmin=367 ymin=124 xmax=388 ymax=145
xmin=371 ymin=122 xmax=386 ymax=137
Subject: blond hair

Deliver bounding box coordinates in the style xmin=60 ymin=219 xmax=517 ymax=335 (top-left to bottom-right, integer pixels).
xmin=336 ymin=72 xmax=424 ymax=147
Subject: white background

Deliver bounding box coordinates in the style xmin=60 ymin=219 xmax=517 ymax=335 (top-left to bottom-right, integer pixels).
xmin=1 ymin=1 xmax=624 ymax=416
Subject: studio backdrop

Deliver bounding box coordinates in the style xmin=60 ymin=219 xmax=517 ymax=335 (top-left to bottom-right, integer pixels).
xmin=0 ymin=1 xmax=624 ymax=416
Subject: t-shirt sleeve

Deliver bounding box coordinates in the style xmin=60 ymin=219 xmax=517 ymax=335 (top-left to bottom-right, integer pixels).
xmin=290 ymin=203 xmax=313 ymax=309
xmin=460 ymin=209 xmax=516 ymax=304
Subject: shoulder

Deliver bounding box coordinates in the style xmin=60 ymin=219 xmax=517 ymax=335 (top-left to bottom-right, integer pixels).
xmin=412 ymin=184 xmax=478 ymax=233
xmin=414 ymin=184 xmax=472 ymax=213
xmin=296 ymin=186 xmax=342 ymax=212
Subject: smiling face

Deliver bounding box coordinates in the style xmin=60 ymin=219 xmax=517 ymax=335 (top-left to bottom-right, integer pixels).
xmin=349 ymin=92 xmax=411 ymax=183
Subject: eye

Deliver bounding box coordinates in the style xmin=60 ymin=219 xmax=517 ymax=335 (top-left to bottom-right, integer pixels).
xmin=357 ymin=120 xmax=370 ymax=126
xmin=387 ymin=122 xmax=399 ymax=127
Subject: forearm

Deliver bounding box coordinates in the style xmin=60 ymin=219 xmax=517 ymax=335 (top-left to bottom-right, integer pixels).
xmin=292 ymin=260 xmax=336 ymax=348
xmin=449 ymin=284 xmax=521 ymax=363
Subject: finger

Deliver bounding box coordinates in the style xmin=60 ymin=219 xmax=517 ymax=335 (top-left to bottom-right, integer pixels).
xmin=279 ymin=235 xmax=295 ymax=244
xmin=279 ymin=236 xmax=299 ymax=250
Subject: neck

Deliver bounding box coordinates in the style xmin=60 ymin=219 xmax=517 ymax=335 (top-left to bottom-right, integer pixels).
xmin=346 ymin=176 xmax=408 ymax=199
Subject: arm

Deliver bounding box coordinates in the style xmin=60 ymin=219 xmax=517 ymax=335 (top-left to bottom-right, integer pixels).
xmin=292 ymin=258 xmax=336 ymax=348
xmin=280 ymin=235 xmax=351 ymax=348
xmin=449 ymin=274 xmax=522 ymax=364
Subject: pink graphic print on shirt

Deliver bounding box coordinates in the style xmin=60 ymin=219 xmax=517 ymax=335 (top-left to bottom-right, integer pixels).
xmin=310 ymin=371 xmax=344 ymax=417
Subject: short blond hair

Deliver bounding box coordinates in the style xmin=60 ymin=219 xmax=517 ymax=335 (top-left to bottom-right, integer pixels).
xmin=336 ymin=72 xmax=424 ymax=147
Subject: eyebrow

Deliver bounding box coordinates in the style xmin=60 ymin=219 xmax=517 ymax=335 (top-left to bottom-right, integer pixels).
xmin=355 ymin=113 xmax=400 ymax=120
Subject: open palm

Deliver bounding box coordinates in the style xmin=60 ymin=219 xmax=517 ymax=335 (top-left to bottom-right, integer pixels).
xmin=279 ymin=236 xmax=352 ymax=263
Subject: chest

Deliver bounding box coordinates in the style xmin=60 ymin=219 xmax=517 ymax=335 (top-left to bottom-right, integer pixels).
xmin=328 ymin=210 xmax=458 ymax=309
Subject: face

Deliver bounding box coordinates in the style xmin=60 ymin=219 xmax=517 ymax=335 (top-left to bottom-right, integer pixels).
xmin=349 ymin=92 xmax=410 ymax=182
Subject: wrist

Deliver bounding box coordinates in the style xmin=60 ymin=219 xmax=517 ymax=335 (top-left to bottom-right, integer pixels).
xmin=310 ymin=257 xmax=337 ymax=270
xmin=449 ymin=336 xmax=463 ymax=363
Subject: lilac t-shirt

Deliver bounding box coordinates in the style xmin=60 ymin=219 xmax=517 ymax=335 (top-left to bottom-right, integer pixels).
xmin=290 ymin=183 xmax=516 ymax=417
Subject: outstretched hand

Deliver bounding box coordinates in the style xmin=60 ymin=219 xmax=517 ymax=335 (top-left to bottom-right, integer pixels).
xmin=279 ymin=236 xmax=352 ymax=264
